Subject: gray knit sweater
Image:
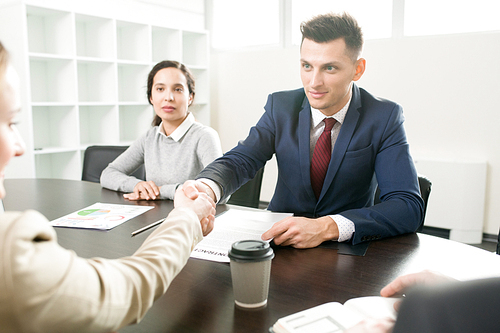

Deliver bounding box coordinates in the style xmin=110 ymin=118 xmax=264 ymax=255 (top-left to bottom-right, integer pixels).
xmin=100 ymin=116 xmax=222 ymax=200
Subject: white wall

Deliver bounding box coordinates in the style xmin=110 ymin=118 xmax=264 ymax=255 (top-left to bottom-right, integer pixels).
xmin=210 ymin=31 xmax=500 ymax=235
xmin=210 ymin=47 xmax=302 ymax=202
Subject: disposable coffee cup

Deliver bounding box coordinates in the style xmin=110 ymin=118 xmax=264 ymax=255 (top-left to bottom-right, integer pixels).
xmin=228 ymin=240 xmax=274 ymax=308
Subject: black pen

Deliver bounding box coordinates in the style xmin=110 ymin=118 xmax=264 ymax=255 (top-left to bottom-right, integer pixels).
xmin=131 ymin=218 xmax=165 ymax=237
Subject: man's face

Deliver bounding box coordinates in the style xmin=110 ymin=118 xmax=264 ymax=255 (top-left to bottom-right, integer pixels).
xmin=300 ymin=38 xmax=365 ymax=116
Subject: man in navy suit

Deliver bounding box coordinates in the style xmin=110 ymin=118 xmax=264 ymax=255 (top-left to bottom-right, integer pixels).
xmin=184 ymin=12 xmax=424 ymax=248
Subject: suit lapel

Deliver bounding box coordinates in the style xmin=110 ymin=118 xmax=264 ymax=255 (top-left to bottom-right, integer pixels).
xmin=319 ymin=84 xmax=362 ymax=200
xmin=298 ymin=97 xmax=316 ymax=201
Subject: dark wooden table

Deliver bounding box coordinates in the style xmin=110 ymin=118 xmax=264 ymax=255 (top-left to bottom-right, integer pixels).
xmin=5 ymin=179 xmax=500 ymax=333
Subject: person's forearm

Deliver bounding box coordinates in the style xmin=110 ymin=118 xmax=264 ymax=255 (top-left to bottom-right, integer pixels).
xmin=319 ymin=216 xmax=340 ymax=241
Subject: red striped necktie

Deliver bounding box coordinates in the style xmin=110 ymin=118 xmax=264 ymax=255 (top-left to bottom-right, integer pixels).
xmin=311 ymin=118 xmax=337 ymax=199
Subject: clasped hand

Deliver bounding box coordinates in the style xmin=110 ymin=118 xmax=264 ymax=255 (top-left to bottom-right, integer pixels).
xmin=174 ymin=185 xmax=216 ymax=236
xmin=344 ymin=270 xmax=455 ymax=333
xmin=181 ymin=180 xmax=341 ymax=249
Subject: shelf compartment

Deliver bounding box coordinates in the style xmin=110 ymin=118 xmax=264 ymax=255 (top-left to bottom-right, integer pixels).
xmin=119 ymin=105 xmax=153 ymax=142
xmin=32 ymin=105 xmax=79 ymax=150
xmin=116 ymin=21 xmax=150 ymax=62
xmin=5 ymin=3 xmax=210 ymax=181
xmin=79 ymin=105 xmax=119 ymax=145
xmin=182 ymin=31 xmax=208 ymax=67
xmin=190 ymin=68 xmax=209 ymax=104
xmin=29 ymin=57 xmax=76 ymax=103
xmin=35 ymin=151 xmax=81 ymax=180
xmin=75 ymin=14 xmax=115 ymax=59
xmin=26 ymin=6 xmax=74 ymax=56
xmin=77 ymin=60 xmax=116 ymax=103
xmin=152 ymin=26 xmax=182 ymax=63
xmin=117 ymin=64 xmax=150 ymax=103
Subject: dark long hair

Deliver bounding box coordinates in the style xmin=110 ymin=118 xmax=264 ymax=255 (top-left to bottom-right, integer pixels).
xmin=147 ymin=60 xmax=196 ymax=127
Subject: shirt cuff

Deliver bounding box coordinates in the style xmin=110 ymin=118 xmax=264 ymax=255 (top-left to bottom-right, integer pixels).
xmin=198 ymin=178 xmax=222 ymax=203
xmin=331 ymin=214 xmax=355 ymax=242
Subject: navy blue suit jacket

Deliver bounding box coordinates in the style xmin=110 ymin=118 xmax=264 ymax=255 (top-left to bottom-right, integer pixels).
xmin=198 ymin=84 xmax=424 ymax=244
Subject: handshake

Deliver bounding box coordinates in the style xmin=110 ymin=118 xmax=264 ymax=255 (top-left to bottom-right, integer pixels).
xmin=174 ymin=180 xmax=217 ymax=236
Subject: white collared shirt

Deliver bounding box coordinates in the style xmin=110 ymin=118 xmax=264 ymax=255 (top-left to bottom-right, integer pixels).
xmin=309 ymin=99 xmax=350 ymax=159
xmin=157 ymin=112 xmax=195 ymax=142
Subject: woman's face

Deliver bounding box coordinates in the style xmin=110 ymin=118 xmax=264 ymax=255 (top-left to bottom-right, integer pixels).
xmin=0 ymin=65 xmax=25 ymax=199
xmin=150 ymin=67 xmax=193 ymax=134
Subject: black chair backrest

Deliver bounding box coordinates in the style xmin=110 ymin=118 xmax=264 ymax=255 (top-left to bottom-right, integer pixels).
xmin=82 ymin=145 xmax=145 ymax=183
xmin=496 ymin=230 xmax=500 ymax=255
xmin=374 ymin=175 xmax=432 ymax=232
xmin=227 ymin=168 xmax=265 ymax=209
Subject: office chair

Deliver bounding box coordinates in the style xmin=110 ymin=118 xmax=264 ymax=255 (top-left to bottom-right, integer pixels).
xmin=82 ymin=145 xmax=145 ymax=183
xmin=496 ymin=229 xmax=500 ymax=255
xmin=374 ymin=175 xmax=432 ymax=232
xmin=227 ymin=167 xmax=265 ymax=209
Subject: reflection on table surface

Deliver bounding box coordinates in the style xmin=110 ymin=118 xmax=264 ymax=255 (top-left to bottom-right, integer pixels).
xmin=4 ymin=178 xmax=500 ymax=333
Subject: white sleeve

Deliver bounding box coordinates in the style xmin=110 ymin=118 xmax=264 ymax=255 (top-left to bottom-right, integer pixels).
xmin=330 ymin=214 xmax=355 ymax=242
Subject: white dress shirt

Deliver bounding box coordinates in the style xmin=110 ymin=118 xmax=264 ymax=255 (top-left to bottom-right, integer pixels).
xmin=310 ymin=99 xmax=356 ymax=242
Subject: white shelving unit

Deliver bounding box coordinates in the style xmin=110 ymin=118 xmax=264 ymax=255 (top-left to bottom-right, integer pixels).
xmin=0 ymin=2 xmax=210 ymax=180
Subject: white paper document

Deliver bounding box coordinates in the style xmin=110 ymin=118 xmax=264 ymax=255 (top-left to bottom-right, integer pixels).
xmin=191 ymin=208 xmax=291 ymax=263
xmin=50 ymin=203 xmax=154 ymax=230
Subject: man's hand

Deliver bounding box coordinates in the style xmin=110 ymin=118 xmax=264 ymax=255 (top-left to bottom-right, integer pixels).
xmin=174 ymin=185 xmax=216 ymax=236
xmin=344 ymin=271 xmax=455 ymax=333
xmin=181 ymin=179 xmax=216 ymax=201
xmin=124 ymin=181 xmax=160 ymax=201
xmin=380 ymin=270 xmax=455 ymax=298
xmin=261 ymin=216 xmax=339 ymax=249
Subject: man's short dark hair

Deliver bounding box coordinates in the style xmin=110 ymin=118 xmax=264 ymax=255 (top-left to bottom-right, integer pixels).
xmin=300 ymin=12 xmax=363 ymax=62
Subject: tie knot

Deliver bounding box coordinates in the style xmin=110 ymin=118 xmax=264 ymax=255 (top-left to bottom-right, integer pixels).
xmin=323 ymin=118 xmax=336 ymax=131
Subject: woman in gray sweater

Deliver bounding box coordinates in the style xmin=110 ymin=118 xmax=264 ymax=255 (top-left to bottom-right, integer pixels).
xmin=101 ymin=61 xmax=222 ymax=200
